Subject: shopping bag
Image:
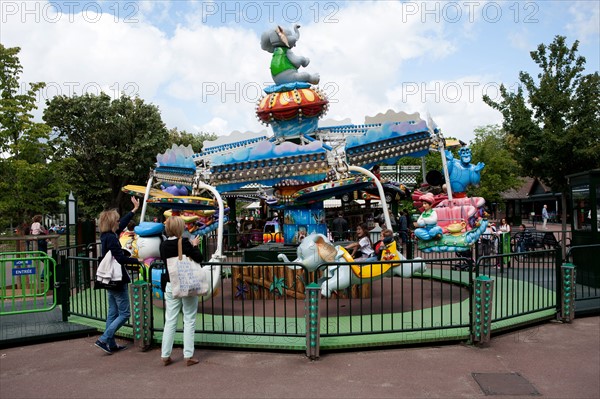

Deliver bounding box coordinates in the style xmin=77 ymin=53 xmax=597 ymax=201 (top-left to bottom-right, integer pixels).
xmin=94 ymin=250 xmax=126 ymax=290
xmin=166 ymin=238 xmax=209 ymax=298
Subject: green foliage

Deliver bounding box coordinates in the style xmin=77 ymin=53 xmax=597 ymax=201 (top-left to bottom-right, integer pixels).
xmin=0 ymin=45 xmax=51 ymax=162
xmin=396 ymin=151 xmax=441 ymax=186
xmin=0 ymin=160 xmax=67 ymax=225
xmin=484 ymin=36 xmax=600 ymax=194
xmin=44 ymin=93 xmax=170 ymax=217
xmin=168 ymin=128 xmax=217 ymax=153
xmin=468 ymin=125 xmax=521 ymax=204
xmin=0 ymin=45 xmax=64 ymax=229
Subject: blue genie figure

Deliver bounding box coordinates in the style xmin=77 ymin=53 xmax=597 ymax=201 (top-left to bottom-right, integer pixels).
xmin=414 ymin=193 xmax=443 ymax=241
xmin=445 ymin=146 xmax=485 ymax=197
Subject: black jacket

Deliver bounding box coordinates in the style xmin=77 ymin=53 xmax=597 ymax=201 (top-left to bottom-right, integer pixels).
xmin=159 ymin=237 xmax=204 ymax=283
xmin=100 ymin=211 xmax=138 ymax=286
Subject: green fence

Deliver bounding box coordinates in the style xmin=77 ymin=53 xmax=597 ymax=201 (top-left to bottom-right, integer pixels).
xmin=0 ymin=251 xmax=56 ymax=315
xmin=62 ymin=249 xmax=563 ymax=351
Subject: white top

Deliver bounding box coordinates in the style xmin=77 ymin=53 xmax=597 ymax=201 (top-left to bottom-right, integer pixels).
xmin=31 ymin=222 xmax=43 ymax=235
xmin=358 ymin=236 xmax=374 ymax=257
xmin=499 ymin=224 xmax=511 ymax=233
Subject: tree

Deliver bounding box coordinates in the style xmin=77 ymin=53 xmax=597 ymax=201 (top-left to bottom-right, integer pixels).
xmin=168 ymin=128 xmax=217 ymax=153
xmin=0 ymin=45 xmax=64 ymax=229
xmin=484 ymin=35 xmax=600 ymax=230
xmin=0 ymin=160 xmax=67 ymax=227
xmin=468 ymin=125 xmax=521 ymax=206
xmin=44 ymin=93 xmax=170 ymax=217
xmin=0 ymin=44 xmax=51 ymax=162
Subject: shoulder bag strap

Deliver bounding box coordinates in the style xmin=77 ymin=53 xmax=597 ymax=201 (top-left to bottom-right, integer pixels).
xmin=177 ymin=237 xmax=183 ymax=260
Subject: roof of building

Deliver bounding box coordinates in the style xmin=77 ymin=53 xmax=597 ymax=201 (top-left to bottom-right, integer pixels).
xmin=501 ymin=177 xmax=558 ymax=201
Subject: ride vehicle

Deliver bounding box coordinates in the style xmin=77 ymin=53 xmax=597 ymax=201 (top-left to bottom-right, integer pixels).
xmin=263 ymin=219 xmax=284 ymax=243
xmin=339 ymin=181 xmax=410 ymax=204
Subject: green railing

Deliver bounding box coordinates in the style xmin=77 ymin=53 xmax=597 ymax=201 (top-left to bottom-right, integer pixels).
xmin=565 ymin=244 xmax=600 ymax=306
xmin=54 ymin=244 xmax=598 ymax=351
xmin=0 ymin=251 xmax=57 ymax=315
xmin=475 ymin=248 xmax=560 ymax=326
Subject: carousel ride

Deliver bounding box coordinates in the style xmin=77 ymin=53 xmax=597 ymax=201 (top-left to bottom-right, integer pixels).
xmin=121 ymin=24 xmax=488 ymax=299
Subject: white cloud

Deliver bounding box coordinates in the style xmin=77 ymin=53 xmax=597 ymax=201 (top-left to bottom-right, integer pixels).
xmin=508 ymin=29 xmax=531 ymax=51
xmin=3 ymin=2 xmax=170 ymax=102
xmin=2 ymin=0 xmax=595 ymax=147
xmin=566 ymin=1 xmax=600 ymax=43
xmin=385 ymin=76 xmax=504 ymax=143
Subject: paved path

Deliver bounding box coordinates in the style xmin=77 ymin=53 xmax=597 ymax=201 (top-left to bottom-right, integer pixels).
xmin=0 ymin=308 xmax=96 ymax=348
xmin=0 ymin=316 xmax=598 ymax=398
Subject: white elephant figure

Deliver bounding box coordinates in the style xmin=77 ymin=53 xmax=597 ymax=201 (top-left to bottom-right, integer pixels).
xmin=124 ymin=222 xmax=222 ymax=301
xmin=277 ymin=233 xmax=426 ymax=297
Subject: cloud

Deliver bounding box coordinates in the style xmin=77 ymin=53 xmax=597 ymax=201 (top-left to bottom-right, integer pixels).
xmin=566 ymin=1 xmax=600 ymax=43
xmin=508 ymin=29 xmax=531 ymax=51
xmin=3 ymin=0 xmax=594 ymax=147
xmin=385 ymin=75 xmax=504 ymax=143
xmin=2 ymin=1 xmax=170 ymax=101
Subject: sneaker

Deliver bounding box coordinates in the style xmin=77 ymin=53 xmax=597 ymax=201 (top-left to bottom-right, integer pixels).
xmin=95 ymin=340 xmax=113 ymax=355
xmin=110 ymin=344 xmax=128 ymax=352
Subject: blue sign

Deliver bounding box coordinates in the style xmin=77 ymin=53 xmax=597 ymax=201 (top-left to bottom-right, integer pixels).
xmin=13 ymin=267 xmax=36 ymax=276
xmin=13 ymin=260 xmax=33 ymax=266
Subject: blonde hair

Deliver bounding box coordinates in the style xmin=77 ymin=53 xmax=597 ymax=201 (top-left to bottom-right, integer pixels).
xmin=32 ymin=214 xmax=43 ymax=223
xmin=99 ymin=209 xmax=119 ymax=233
xmin=164 ymin=216 xmax=185 ymax=238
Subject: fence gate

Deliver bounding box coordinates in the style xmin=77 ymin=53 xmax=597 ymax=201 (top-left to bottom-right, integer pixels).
xmin=0 ymin=251 xmax=57 ymax=315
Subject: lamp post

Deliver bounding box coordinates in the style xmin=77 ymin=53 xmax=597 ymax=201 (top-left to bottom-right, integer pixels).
xmin=66 ymin=192 xmax=76 ymax=247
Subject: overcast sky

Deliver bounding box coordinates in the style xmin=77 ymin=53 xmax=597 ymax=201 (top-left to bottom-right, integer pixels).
xmin=3 ymin=0 xmax=599 ymax=144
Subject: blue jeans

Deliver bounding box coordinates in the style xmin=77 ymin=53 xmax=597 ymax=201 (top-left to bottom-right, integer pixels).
xmin=99 ymin=286 xmax=130 ymax=347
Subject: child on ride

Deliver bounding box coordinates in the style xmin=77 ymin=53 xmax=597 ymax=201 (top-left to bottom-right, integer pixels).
xmin=363 ymin=228 xmax=395 ymax=262
xmin=346 ymin=223 xmax=374 ymax=261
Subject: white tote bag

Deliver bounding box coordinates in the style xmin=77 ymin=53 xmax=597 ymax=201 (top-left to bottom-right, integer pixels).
xmin=166 ymin=238 xmax=209 ymax=298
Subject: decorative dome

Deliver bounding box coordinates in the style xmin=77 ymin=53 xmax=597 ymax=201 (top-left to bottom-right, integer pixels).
xmin=256 ymin=87 xmax=328 ymax=124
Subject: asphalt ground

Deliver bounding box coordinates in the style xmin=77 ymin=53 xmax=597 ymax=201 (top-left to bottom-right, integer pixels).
xmin=0 ymin=316 xmax=598 ymax=399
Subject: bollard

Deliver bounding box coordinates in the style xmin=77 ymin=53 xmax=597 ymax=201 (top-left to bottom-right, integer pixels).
xmin=305 ymin=283 xmax=321 ymax=360
xmin=472 ymin=276 xmax=494 ymax=344
xmin=130 ymin=281 xmax=152 ymax=350
xmin=560 ymin=263 xmax=576 ymax=323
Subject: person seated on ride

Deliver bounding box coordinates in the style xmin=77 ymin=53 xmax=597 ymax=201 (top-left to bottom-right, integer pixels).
xmin=365 ymin=228 xmax=395 ymax=262
xmin=414 ymin=193 xmax=443 ymax=241
xmin=516 ymin=224 xmax=533 ymax=252
xmin=371 ymin=164 xmax=381 ymax=180
xmin=345 ymin=222 xmax=374 ymax=261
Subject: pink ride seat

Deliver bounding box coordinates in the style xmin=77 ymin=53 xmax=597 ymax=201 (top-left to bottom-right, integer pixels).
xmin=434 ymin=197 xmax=486 ymax=232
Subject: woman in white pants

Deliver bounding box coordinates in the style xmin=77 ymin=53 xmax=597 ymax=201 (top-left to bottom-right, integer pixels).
xmin=159 ymin=216 xmax=202 ymax=366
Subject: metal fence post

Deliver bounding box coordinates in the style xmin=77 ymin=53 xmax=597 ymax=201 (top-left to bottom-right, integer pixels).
xmin=472 ymin=276 xmax=494 ymax=344
xmin=560 ymin=263 xmax=576 ymax=323
xmin=305 ymin=282 xmax=321 ymax=360
xmin=500 ymin=232 xmax=511 ymax=268
xmin=57 ymin=254 xmax=70 ymax=322
xmin=130 ymin=281 xmax=152 ymax=350
xmin=406 ymin=238 xmax=414 ymax=260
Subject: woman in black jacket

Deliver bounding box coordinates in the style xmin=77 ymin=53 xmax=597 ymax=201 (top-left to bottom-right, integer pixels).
xmin=159 ymin=216 xmax=202 ymax=367
xmin=94 ymin=196 xmax=139 ymax=355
